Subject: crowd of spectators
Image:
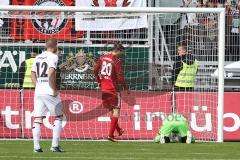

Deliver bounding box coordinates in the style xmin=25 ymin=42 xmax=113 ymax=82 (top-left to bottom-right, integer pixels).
xmin=177 ymin=0 xmax=240 ymax=61
xmin=0 ymin=0 xmax=239 ymax=62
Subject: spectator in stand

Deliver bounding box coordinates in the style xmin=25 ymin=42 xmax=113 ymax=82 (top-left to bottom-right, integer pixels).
xmin=179 ymin=0 xmax=200 ymax=54
xmin=180 ymin=0 xmax=199 ymax=30
xmin=197 ymin=0 xmax=219 ymax=61
xmin=225 ymin=0 xmax=240 ymax=61
xmin=203 ymin=0 xmax=222 ymax=7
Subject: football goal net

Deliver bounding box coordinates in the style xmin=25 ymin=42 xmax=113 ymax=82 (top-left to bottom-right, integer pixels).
xmin=0 ymin=6 xmax=225 ymax=142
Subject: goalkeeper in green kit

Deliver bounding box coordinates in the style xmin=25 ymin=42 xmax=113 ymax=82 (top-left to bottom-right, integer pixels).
xmin=154 ymin=113 xmax=195 ymax=144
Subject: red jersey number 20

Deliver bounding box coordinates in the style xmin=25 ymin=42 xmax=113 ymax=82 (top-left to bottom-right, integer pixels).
xmin=101 ymin=61 xmax=112 ymax=79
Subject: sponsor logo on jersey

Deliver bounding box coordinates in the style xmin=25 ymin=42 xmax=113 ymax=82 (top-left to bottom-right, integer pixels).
xmin=31 ymin=0 xmax=68 ymax=34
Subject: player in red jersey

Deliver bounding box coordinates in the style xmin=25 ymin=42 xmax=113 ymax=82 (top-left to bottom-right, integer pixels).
xmin=94 ymin=42 xmax=129 ymax=142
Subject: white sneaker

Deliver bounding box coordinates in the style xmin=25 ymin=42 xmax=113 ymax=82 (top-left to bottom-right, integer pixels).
xmin=186 ymin=131 xmax=192 ymax=144
xmin=160 ymin=134 xmax=165 ymax=144
xmin=154 ymin=135 xmax=160 ymax=143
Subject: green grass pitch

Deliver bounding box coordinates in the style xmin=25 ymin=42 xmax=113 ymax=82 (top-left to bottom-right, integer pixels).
xmin=0 ymin=140 xmax=239 ymax=160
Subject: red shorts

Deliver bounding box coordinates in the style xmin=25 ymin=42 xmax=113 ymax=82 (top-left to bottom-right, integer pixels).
xmin=102 ymin=91 xmax=121 ymax=109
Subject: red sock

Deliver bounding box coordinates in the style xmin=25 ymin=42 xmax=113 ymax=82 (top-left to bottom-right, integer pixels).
xmin=109 ymin=117 xmax=118 ymax=137
xmin=116 ymin=123 xmax=121 ymax=132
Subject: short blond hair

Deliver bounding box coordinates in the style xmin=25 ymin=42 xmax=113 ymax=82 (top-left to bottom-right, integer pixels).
xmin=46 ymin=38 xmax=57 ymax=49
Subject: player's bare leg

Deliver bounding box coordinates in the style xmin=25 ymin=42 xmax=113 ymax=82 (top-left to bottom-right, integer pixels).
xmin=32 ymin=117 xmax=43 ymax=152
xmin=51 ymin=115 xmax=64 ymax=152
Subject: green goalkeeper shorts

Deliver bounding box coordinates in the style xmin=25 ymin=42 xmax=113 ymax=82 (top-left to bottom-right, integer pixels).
xmin=160 ymin=120 xmax=189 ymax=137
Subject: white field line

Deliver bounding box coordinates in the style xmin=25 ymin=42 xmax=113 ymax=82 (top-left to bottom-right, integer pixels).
xmin=0 ymin=139 xmax=154 ymax=142
xmin=0 ymin=156 xmax=236 ymax=160
xmin=0 ymin=150 xmax=236 ymax=157
xmin=0 ymin=139 xmax=213 ymax=143
xmin=0 ymin=152 xmax=238 ymax=156
xmin=0 ymin=156 xmax=134 ymax=159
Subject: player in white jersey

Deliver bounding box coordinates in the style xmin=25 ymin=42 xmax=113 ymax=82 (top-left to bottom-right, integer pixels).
xmin=31 ymin=38 xmax=64 ymax=152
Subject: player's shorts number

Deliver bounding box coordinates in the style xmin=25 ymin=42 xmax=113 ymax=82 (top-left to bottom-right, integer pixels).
xmin=101 ymin=61 xmax=112 ymax=76
xmin=36 ymin=62 xmax=48 ymax=78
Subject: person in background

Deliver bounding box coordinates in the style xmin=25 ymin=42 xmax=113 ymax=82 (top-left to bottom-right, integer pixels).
xmin=18 ymin=48 xmax=41 ymax=89
xmin=172 ymin=43 xmax=199 ymax=91
xmin=179 ymin=0 xmax=200 ymax=51
xmin=225 ymin=0 xmax=240 ymax=61
xmin=56 ymin=47 xmax=63 ymax=90
xmin=180 ymin=0 xmax=199 ymax=30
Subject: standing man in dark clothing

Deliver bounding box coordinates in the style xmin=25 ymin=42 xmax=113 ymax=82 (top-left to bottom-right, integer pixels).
xmin=172 ymin=44 xmax=198 ymax=91
xmin=56 ymin=47 xmax=63 ymax=90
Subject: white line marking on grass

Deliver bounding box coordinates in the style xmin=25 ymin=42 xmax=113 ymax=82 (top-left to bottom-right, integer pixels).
xmin=0 ymin=150 xmax=238 ymax=156
xmin=0 ymin=152 xmax=234 ymax=156
xmin=0 ymin=139 xmax=153 ymax=142
xmin=0 ymin=157 xmax=237 ymax=160
xmin=0 ymin=156 xmax=135 ymax=159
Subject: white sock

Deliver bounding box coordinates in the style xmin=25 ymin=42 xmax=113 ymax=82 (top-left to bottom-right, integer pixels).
xmin=32 ymin=122 xmax=41 ymax=150
xmin=52 ymin=119 xmax=62 ymax=147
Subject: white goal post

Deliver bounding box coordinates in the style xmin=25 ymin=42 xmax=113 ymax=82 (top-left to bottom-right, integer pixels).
xmin=0 ymin=5 xmax=225 ymax=142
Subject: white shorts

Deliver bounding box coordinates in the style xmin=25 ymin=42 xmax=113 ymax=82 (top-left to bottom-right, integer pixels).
xmin=34 ymin=94 xmax=63 ymax=117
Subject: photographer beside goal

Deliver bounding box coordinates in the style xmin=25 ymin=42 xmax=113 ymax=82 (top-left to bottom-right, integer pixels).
xmin=154 ymin=113 xmax=194 ymax=144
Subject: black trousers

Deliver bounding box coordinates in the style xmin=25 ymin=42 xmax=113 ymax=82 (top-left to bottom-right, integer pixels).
xmin=174 ymin=86 xmax=194 ymax=92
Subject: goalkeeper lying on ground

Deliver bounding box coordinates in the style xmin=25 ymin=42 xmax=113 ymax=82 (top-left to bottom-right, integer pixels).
xmin=154 ymin=113 xmax=195 ymax=144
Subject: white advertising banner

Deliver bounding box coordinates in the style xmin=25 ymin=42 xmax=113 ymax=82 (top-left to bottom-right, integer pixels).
xmin=75 ymin=0 xmax=148 ymax=31
xmin=0 ymin=0 xmax=9 ymax=15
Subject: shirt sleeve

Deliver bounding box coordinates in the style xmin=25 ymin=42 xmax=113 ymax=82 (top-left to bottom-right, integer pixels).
xmin=31 ymin=59 xmax=37 ymax=72
xmin=172 ymin=56 xmax=182 ymax=86
xmin=56 ymin=67 xmax=61 ymax=90
xmin=48 ymin=55 xmax=58 ymax=70
xmin=93 ymin=58 xmax=102 ymax=84
xmin=115 ymin=60 xmax=128 ymax=90
xmin=19 ymin=61 xmax=26 ymax=87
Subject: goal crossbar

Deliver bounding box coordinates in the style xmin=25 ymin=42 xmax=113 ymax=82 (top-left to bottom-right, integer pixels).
xmin=0 ymin=5 xmax=225 ymax=13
